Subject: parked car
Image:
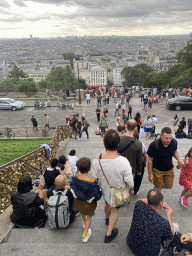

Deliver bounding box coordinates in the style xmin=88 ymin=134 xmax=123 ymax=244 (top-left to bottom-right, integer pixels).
xmin=167 ymin=96 xmax=192 ymax=111
xmin=0 ymin=98 xmax=25 ymax=110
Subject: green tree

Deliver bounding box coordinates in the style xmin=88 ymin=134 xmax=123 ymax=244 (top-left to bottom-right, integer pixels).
xmin=45 ymin=65 xmax=78 ymax=90
xmin=78 ymin=79 xmax=88 ymax=89
xmin=121 ymin=66 xmax=143 ymax=87
xmin=7 ymin=64 xmax=28 ymax=85
xmin=38 ymin=80 xmax=48 ymax=90
xmin=63 ymin=53 xmax=75 ymax=68
xmin=171 ymin=75 xmax=192 ymax=88
xmin=177 ymin=40 xmax=192 ymax=69
xmin=16 ymin=79 xmax=37 ymax=96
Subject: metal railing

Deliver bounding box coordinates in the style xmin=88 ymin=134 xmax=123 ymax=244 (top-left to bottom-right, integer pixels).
xmin=0 ymin=125 xmax=73 ymax=214
xmin=0 ymin=127 xmax=56 ymax=138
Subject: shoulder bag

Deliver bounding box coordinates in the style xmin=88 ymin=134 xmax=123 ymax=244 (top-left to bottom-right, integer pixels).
xmin=98 ymin=154 xmax=130 ymax=208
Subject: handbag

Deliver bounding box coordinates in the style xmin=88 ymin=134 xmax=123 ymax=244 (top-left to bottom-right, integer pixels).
xmin=99 ymin=154 xmax=130 ymax=208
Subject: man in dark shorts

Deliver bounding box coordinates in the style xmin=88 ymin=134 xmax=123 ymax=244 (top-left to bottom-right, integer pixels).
xmin=127 ymin=188 xmax=179 ymax=256
xmin=31 ymin=115 xmax=38 ymax=131
xmin=147 ymin=127 xmax=183 ymax=189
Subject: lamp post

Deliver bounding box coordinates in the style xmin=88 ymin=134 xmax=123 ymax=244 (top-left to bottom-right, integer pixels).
xmin=74 ymin=56 xmax=81 ymax=105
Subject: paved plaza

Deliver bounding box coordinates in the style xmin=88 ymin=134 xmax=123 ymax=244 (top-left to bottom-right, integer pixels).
xmin=0 ymin=96 xmax=192 ymax=255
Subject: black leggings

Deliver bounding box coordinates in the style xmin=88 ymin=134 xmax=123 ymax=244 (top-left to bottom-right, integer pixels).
xmin=80 ymin=128 xmax=89 ymax=139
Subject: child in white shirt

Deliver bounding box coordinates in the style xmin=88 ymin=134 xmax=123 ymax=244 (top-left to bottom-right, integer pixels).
xmin=67 ymin=149 xmax=78 ymax=174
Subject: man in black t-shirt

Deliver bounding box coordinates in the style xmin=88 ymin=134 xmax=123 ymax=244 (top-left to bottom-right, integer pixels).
xmin=143 ymin=96 xmax=148 ymax=112
xmin=147 ymin=127 xmax=183 ymax=189
xmin=31 ymin=115 xmax=38 ymax=131
xmin=71 ymin=113 xmax=79 ymax=139
xmin=47 ymin=175 xmax=76 ymax=224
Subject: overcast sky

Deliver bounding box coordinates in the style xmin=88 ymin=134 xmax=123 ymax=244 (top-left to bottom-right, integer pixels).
xmin=0 ymin=0 xmax=192 ymax=38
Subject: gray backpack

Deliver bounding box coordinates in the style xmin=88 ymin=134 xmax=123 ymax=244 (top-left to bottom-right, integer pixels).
xmin=48 ymin=190 xmax=70 ymax=228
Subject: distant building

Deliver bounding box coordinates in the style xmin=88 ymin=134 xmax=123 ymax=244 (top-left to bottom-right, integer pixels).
xmin=90 ymin=66 xmax=107 ymax=88
xmin=112 ymin=67 xmax=125 ymax=86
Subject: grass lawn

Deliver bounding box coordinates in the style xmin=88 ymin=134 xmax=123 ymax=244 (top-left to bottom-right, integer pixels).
xmin=0 ymin=138 xmax=51 ymax=166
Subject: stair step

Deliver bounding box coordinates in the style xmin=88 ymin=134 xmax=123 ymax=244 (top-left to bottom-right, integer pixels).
xmin=0 ymin=242 xmax=134 ymax=256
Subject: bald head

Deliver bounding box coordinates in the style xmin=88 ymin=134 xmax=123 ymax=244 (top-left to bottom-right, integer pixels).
xmin=54 ymin=175 xmax=66 ymax=189
xmin=127 ymin=119 xmax=137 ymax=132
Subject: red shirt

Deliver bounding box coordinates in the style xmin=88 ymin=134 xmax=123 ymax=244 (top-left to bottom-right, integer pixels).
xmin=134 ymin=117 xmax=142 ymax=125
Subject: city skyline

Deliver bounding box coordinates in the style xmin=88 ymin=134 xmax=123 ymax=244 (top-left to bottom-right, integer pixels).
xmin=0 ymin=0 xmax=192 ymax=38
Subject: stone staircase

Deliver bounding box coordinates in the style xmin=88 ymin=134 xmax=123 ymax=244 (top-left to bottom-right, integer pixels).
xmin=1 ymin=167 xmax=192 ymax=256
xmin=1 ymin=134 xmax=192 ymax=256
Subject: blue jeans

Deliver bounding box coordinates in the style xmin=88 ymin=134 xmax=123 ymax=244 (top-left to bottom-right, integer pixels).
xmin=97 ymin=100 xmax=101 ymax=107
xmin=114 ymin=109 xmax=120 ymax=116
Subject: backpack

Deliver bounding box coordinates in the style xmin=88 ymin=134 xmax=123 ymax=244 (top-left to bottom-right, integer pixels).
xmin=169 ymin=233 xmax=192 ymax=255
xmin=86 ymin=121 xmax=90 ymax=128
xmin=48 ymin=190 xmax=70 ymax=228
xmin=69 ymin=117 xmax=76 ymax=127
xmin=118 ymin=104 xmax=121 ymax=109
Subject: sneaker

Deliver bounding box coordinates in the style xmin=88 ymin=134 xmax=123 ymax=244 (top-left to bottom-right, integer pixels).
xmin=105 ymin=218 xmax=109 ymax=226
xmin=180 ymin=196 xmax=188 ymax=208
xmin=82 ymin=228 xmax=92 ymax=243
xmin=34 ymin=227 xmax=39 ymax=229
xmin=104 ymin=228 xmax=118 ymax=243
xmin=78 ymin=138 xmax=81 ymax=140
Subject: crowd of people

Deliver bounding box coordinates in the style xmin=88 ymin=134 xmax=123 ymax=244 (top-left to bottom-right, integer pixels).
xmin=10 ymin=119 xmax=192 ymax=255
xmin=9 ymin=86 xmax=192 ymax=256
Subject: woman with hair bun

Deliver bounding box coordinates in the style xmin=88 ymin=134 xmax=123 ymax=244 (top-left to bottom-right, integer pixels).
xmin=92 ymin=129 xmax=134 ymax=243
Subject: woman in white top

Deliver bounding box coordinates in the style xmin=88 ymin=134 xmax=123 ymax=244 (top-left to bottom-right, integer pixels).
xmin=143 ymin=114 xmax=154 ymax=140
xmin=92 ymin=129 xmax=134 ymax=243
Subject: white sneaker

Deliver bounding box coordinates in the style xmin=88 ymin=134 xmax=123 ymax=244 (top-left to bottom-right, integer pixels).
xmin=82 ymin=228 xmax=92 ymax=243
xmin=78 ymin=138 xmax=81 ymax=140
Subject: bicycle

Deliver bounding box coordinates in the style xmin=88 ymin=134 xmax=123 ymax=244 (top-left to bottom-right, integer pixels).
xmin=34 ymin=100 xmax=45 ymax=110
xmin=57 ymin=100 xmax=66 ymax=110
xmin=0 ymin=128 xmax=15 ymax=138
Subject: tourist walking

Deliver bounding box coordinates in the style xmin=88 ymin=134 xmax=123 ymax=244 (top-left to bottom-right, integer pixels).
xmin=143 ymin=96 xmax=148 ymax=112
xmin=92 ymin=129 xmax=134 ymax=243
xmin=103 ymin=106 xmax=109 ymax=120
xmin=134 ymin=112 xmax=142 ymax=134
xmin=114 ymin=101 xmax=120 ymax=116
xmin=96 ymin=107 xmax=101 ymax=122
xmin=143 ymin=114 xmax=154 ymax=140
xmin=121 ymin=103 xmax=126 ymax=117
xmin=86 ymin=92 xmax=90 ymax=104
xmin=151 ymin=114 xmax=158 ymax=138
xmin=44 ymin=114 xmax=49 ymax=128
xmin=148 ymin=97 xmax=153 ymax=109
xmin=178 ymin=147 xmax=192 ymax=208
xmin=128 ymin=104 xmax=132 ymax=118
xmin=117 ymin=119 xmax=143 ymax=178
xmin=81 ymin=116 xmax=89 ymax=139
xmin=99 ymin=116 xmax=107 ymax=137
xmin=31 ymin=115 xmax=38 ymax=131
xmin=97 ymin=93 xmax=101 ymax=107
xmin=147 ymin=127 xmax=183 ymax=189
